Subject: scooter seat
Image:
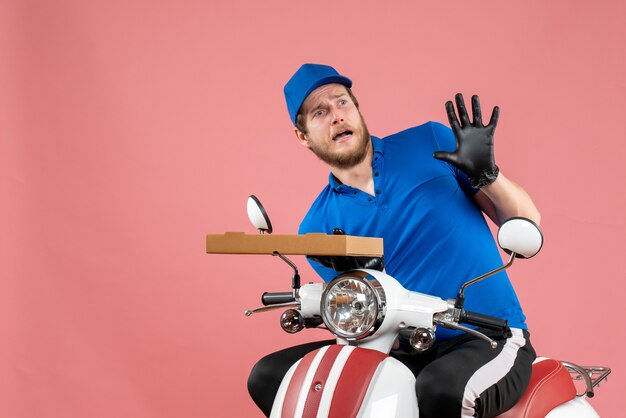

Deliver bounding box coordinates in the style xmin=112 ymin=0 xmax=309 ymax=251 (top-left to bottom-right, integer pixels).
xmin=496 ymin=358 xmax=577 ymax=418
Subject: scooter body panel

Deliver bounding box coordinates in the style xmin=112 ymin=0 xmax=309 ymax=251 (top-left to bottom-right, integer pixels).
xmin=270 ymin=345 xmax=418 ymax=418
xmin=544 ymin=397 xmax=600 ymax=418
xmin=355 ymin=356 xmax=418 ymax=418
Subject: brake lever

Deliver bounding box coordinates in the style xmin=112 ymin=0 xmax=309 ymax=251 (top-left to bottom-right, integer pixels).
xmin=434 ymin=313 xmax=498 ymax=349
xmin=244 ymin=302 xmax=300 ymax=316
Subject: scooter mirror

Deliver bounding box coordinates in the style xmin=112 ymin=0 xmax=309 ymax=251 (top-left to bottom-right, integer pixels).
xmin=247 ymin=195 xmax=273 ymax=234
xmin=497 ymin=217 xmax=543 ymax=259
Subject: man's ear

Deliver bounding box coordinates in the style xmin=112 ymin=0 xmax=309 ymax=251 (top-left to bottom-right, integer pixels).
xmin=294 ymin=128 xmax=311 ymax=149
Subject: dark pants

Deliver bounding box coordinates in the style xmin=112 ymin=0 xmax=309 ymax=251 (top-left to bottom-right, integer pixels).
xmin=248 ymin=329 xmax=535 ymax=418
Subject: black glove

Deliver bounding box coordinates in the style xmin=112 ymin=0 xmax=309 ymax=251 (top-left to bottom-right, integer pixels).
xmin=307 ymin=228 xmax=385 ymax=272
xmin=434 ymin=93 xmax=500 ymax=189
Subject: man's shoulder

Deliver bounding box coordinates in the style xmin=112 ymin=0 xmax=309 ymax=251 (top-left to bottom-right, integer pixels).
xmin=378 ymin=122 xmax=453 ymax=155
xmin=382 ymin=121 xmax=450 ymax=142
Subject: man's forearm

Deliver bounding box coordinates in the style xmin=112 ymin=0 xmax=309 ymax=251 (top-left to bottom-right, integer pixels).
xmin=474 ymin=172 xmax=541 ymax=227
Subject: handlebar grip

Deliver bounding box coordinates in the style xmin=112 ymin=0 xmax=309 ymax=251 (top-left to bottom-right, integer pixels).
xmin=461 ymin=311 xmax=509 ymax=333
xmin=261 ymin=292 xmax=295 ymax=305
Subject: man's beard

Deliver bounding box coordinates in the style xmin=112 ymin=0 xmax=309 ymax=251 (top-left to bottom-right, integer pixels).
xmin=308 ymin=120 xmax=371 ymax=170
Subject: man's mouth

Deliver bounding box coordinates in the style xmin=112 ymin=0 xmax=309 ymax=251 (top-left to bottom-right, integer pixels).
xmin=333 ymin=130 xmax=353 ymax=142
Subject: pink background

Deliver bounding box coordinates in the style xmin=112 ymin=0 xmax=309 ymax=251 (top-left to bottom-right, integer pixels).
xmin=2 ymin=1 xmax=624 ymax=416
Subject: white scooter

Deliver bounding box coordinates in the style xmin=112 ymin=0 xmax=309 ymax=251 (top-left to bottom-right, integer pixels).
xmin=211 ymin=196 xmax=611 ymax=418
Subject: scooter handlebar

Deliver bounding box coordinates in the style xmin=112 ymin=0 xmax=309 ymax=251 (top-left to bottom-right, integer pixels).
xmin=262 ymin=292 xmax=295 ymax=305
xmin=461 ymin=310 xmax=509 ymax=334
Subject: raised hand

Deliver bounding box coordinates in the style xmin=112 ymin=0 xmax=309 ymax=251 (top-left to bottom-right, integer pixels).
xmin=434 ymin=93 xmax=500 ymax=189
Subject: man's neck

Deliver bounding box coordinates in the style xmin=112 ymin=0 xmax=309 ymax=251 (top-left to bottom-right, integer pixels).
xmin=330 ymin=143 xmax=375 ymax=196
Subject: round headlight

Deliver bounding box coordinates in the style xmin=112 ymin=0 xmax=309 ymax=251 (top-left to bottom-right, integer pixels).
xmin=321 ymin=271 xmax=386 ymax=340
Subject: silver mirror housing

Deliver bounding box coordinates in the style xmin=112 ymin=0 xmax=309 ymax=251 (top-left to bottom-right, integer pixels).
xmin=497 ymin=217 xmax=543 ymax=259
xmin=246 ymin=195 xmax=273 ymax=234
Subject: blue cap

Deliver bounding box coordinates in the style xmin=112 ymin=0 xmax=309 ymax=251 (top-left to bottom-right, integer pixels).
xmin=284 ymin=63 xmax=352 ymax=125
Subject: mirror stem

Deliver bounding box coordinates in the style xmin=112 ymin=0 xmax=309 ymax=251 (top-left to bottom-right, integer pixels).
xmin=272 ymin=251 xmax=301 ymax=295
xmin=454 ymin=252 xmax=516 ymax=310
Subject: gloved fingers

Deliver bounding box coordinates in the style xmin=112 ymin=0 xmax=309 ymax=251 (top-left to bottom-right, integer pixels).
xmin=330 ymin=257 xmax=354 ymax=272
xmin=307 ymin=255 xmax=353 ymax=271
xmin=433 ymin=150 xmax=458 ymax=165
xmin=455 ymin=93 xmax=471 ymax=127
xmin=471 ymin=95 xmax=483 ymax=127
xmin=360 ymin=256 xmax=385 ymax=271
xmin=488 ymin=105 xmax=500 ymax=129
xmin=445 ymin=100 xmax=462 ymax=134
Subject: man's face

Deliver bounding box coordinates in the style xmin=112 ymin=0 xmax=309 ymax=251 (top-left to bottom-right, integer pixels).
xmin=296 ymin=84 xmax=371 ymax=169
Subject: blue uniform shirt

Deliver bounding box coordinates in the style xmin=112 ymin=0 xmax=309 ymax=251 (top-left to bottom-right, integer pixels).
xmin=298 ymin=122 xmax=527 ymax=340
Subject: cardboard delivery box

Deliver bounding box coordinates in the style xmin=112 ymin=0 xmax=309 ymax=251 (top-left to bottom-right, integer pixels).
xmin=206 ymin=232 xmax=383 ymax=257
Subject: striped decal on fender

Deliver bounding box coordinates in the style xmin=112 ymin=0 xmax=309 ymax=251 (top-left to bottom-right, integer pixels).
xmin=328 ymin=348 xmax=388 ymax=418
xmin=280 ymin=345 xmax=388 ymax=418
xmin=301 ymin=345 xmax=343 ymax=418
xmin=281 ymin=347 xmax=319 ymax=417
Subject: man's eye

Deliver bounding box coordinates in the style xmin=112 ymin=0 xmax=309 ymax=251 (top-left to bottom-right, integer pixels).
xmin=339 ymin=99 xmax=347 ymax=105
xmin=314 ymin=109 xmax=325 ymax=117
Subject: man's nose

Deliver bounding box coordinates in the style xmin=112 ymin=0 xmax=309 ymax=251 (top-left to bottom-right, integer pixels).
xmin=331 ymin=109 xmax=344 ymax=125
